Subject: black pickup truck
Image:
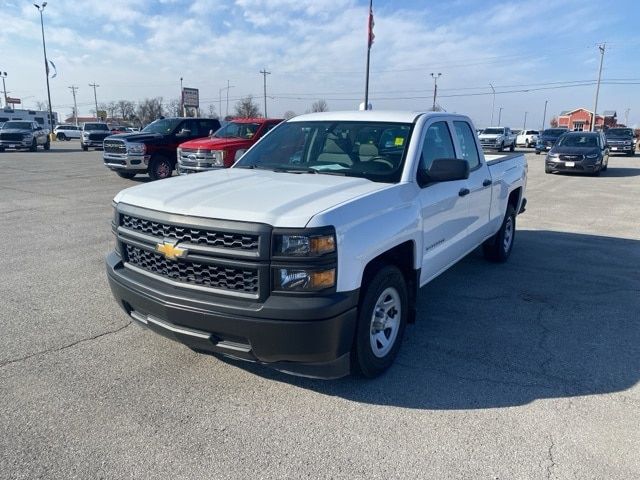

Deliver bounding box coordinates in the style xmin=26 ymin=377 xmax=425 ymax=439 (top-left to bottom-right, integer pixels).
xmin=103 ymin=117 xmax=221 ymax=180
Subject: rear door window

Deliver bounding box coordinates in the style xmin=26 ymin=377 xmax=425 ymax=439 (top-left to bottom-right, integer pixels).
xmin=453 ymin=121 xmax=481 ymax=170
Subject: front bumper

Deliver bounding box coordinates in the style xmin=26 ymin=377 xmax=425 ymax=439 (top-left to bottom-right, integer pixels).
xmin=82 ymin=139 xmax=106 ymax=147
xmin=103 ymin=152 xmax=150 ymax=171
xmin=607 ymin=144 xmax=635 ymax=153
xmin=546 ymin=157 xmax=601 ymax=173
xmin=0 ymin=139 xmax=31 ymax=148
xmin=106 ymin=251 xmax=358 ymax=378
xmin=177 ymin=162 xmax=223 ymax=175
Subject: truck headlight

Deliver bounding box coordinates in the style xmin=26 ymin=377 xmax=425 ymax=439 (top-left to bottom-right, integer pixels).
xmin=275 ymin=267 xmax=336 ymax=291
xmin=209 ymin=150 xmax=224 ymax=166
xmin=127 ymin=143 xmax=146 ymax=154
xmin=273 ymin=231 xmax=336 ymax=257
xmin=111 ymin=201 xmax=122 ymax=256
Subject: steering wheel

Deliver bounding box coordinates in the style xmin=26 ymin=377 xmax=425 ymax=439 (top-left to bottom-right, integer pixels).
xmin=368 ymin=156 xmax=394 ymax=169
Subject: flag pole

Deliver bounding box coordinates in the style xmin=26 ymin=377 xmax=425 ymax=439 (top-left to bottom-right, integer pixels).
xmin=364 ymin=0 xmax=373 ymax=111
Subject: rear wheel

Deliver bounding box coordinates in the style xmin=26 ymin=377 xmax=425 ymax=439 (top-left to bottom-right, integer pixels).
xmin=483 ymin=204 xmax=516 ymax=262
xmin=57 ymin=132 xmax=66 ymax=141
xmin=353 ymin=265 xmax=408 ymax=378
xmin=116 ymin=171 xmax=137 ymax=179
xmin=148 ymin=156 xmax=173 ymax=180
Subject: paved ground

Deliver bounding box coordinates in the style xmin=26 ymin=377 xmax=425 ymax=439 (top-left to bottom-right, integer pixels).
xmin=1 ymin=142 xmax=639 ymax=479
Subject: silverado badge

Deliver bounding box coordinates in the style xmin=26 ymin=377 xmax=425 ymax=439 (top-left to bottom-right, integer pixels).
xmin=156 ymin=241 xmax=187 ymax=261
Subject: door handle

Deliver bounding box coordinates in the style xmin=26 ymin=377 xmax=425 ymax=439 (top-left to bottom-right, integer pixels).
xmin=458 ymin=188 xmax=470 ymax=197
xmin=482 ymin=179 xmax=492 ymax=187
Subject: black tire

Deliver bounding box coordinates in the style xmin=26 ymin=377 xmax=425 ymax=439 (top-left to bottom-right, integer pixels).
xmin=499 ymin=142 xmax=505 ymax=152
xmin=601 ymin=160 xmax=608 ymax=171
xmin=627 ymin=151 xmax=635 ymax=157
xmin=535 ymin=151 xmax=541 ymax=155
xmin=592 ymin=167 xmax=601 ymax=177
xmin=29 ymin=139 xmax=37 ymax=152
xmin=353 ymin=264 xmax=408 ymax=378
xmin=44 ymin=139 xmax=50 ymax=151
xmin=483 ymin=204 xmax=516 ymax=263
xmin=57 ymin=132 xmax=66 ymax=141
xmin=525 ymin=140 xmax=530 ymax=148
xmin=148 ymin=156 xmax=173 ymax=180
xmin=81 ymin=144 xmax=88 ymax=151
xmin=545 ymin=167 xmax=552 ymax=174
xmin=116 ymin=171 xmax=137 ymax=179
xmin=509 ymin=142 xmax=515 ymax=152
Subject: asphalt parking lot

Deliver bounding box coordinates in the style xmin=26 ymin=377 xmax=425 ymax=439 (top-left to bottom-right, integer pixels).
xmin=1 ymin=142 xmax=639 ymax=479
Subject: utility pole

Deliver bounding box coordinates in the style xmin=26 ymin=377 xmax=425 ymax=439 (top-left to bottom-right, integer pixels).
xmin=89 ymin=82 xmax=100 ymax=120
xmin=624 ymin=108 xmax=630 ymax=126
xmin=0 ymin=71 xmax=7 ymax=108
xmin=489 ymin=83 xmax=496 ymax=126
xmin=430 ymin=73 xmax=441 ymax=111
xmin=591 ymin=43 xmax=605 ymax=132
xmin=260 ymin=68 xmax=271 ymax=117
xmin=498 ymin=107 xmax=503 ymax=125
xmin=363 ymin=0 xmax=374 ymax=110
xmin=225 ymin=80 xmax=234 ymax=118
xmin=523 ymin=111 xmax=528 ymax=130
xmin=34 ymin=3 xmax=55 ymax=136
xmin=68 ymin=85 xmax=79 ymax=126
xmin=542 ymin=100 xmax=548 ymax=130
xmin=180 ymin=77 xmax=184 ymax=117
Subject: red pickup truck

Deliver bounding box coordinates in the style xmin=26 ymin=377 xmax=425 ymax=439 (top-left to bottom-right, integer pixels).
xmin=177 ymin=117 xmax=283 ymax=174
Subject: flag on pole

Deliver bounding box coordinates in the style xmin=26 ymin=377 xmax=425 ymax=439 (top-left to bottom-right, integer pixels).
xmin=48 ymin=60 xmax=57 ymax=79
xmin=367 ymin=2 xmax=375 ymax=48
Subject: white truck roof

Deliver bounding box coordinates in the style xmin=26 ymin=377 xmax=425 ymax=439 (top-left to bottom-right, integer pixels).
xmin=288 ymin=110 xmax=454 ymax=124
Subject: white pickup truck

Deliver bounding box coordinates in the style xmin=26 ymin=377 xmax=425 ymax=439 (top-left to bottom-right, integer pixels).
xmin=479 ymin=126 xmax=517 ymax=151
xmin=107 ymin=111 xmax=527 ymax=379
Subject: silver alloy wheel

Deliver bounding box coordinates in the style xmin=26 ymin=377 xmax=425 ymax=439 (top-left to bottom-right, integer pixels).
xmin=503 ymin=216 xmax=514 ymax=252
xmin=369 ymin=287 xmax=401 ymax=358
xmin=157 ymin=160 xmax=171 ymax=178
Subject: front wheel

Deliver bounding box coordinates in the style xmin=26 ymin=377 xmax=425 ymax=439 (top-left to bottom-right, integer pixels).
xmin=81 ymin=143 xmax=88 ymax=151
xmin=499 ymin=142 xmax=505 ymax=152
xmin=148 ymin=156 xmax=173 ymax=180
xmin=509 ymin=142 xmax=515 ymax=152
xmin=353 ymin=265 xmax=408 ymax=378
xmin=29 ymin=139 xmax=37 ymax=152
xmin=44 ymin=139 xmax=51 ymax=151
xmin=483 ymin=204 xmax=516 ymax=262
xmin=57 ymin=133 xmax=66 ymax=141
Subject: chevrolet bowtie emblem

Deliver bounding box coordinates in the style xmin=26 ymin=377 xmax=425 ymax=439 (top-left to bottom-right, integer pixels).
xmin=156 ymin=241 xmax=187 ymax=261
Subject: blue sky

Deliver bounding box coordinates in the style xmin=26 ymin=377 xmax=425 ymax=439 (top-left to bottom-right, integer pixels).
xmin=1 ymin=0 xmax=639 ymax=127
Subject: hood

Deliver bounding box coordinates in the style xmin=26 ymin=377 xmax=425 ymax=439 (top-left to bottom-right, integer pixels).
xmin=107 ymin=132 xmax=163 ymax=142
xmin=179 ymin=136 xmax=252 ymax=150
xmin=114 ymin=168 xmax=391 ymax=228
xmin=0 ymin=128 xmax=29 ymax=134
xmin=606 ymin=135 xmax=633 ymax=141
xmin=479 ymin=133 xmax=502 ymax=139
xmin=550 ymin=146 xmax=599 ymax=155
xmin=539 ymin=134 xmax=562 ymax=141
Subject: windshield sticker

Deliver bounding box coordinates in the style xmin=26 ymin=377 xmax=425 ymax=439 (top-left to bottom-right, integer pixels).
xmin=394 ymin=137 xmax=404 ymax=146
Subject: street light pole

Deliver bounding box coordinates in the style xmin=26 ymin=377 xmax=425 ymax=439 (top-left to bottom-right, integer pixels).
xmin=180 ymin=77 xmax=184 ymax=116
xmin=489 ymin=83 xmax=496 ymax=126
xmin=542 ymin=100 xmax=548 ymax=130
xmin=68 ymin=85 xmax=78 ymax=126
xmin=498 ymin=107 xmax=503 ymax=125
xmin=430 ymin=73 xmax=441 ymax=111
xmin=34 ymin=3 xmax=55 ymax=136
xmin=0 ymin=72 xmax=7 ymax=108
xmin=523 ymin=111 xmax=528 ymax=130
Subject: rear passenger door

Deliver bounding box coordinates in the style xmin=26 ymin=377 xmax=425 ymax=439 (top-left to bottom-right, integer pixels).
xmin=417 ymin=119 xmax=472 ymax=284
xmin=453 ymin=120 xmax=493 ymax=246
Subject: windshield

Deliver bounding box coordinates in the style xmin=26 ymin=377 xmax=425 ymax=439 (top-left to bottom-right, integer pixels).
xmin=543 ymin=129 xmax=567 ymax=137
xmin=234 ymin=121 xmax=413 ymax=183
xmin=483 ymin=128 xmax=504 ymax=134
xmin=84 ymin=123 xmax=109 ymax=131
xmin=142 ymin=118 xmax=181 ymax=134
xmin=214 ymin=121 xmax=260 ymax=139
xmin=556 ymin=134 xmax=598 ymax=148
xmin=3 ymin=121 xmax=32 ymax=130
xmin=606 ymin=128 xmax=633 ymax=137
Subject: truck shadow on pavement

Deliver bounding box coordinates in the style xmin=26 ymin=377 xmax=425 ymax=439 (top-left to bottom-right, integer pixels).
xmin=222 ymin=230 xmax=640 ymax=409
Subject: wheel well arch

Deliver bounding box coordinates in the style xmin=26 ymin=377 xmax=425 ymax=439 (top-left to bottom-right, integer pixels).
xmin=361 ymin=241 xmax=419 ymax=323
xmin=508 ymin=187 xmax=522 ymax=212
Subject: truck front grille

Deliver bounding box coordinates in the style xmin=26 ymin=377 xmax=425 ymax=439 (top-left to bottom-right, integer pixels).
xmin=0 ymin=133 xmax=24 ymax=142
xmin=122 ymin=214 xmax=259 ymax=251
xmin=104 ymin=139 xmax=127 ymax=154
xmin=125 ymin=245 xmax=259 ymax=295
xmin=88 ymin=132 xmax=109 ymax=141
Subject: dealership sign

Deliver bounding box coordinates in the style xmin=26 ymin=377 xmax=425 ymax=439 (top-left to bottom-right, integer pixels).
xmin=182 ymin=88 xmax=199 ymax=108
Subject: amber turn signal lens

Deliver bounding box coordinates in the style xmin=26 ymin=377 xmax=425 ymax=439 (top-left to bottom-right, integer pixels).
xmin=309 ymin=268 xmax=336 ymax=289
xmin=310 ymin=235 xmax=335 ymax=255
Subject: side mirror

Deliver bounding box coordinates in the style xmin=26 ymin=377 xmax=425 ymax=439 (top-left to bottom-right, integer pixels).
xmin=177 ymin=128 xmax=191 ymax=137
xmin=420 ymin=158 xmax=470 ymax=185
xmin=208 ymin=129 xmax=214 ymax=136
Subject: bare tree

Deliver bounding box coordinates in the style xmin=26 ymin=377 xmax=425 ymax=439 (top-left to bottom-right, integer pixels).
xmin=207 ymin=103 xmax=219 ymax=119
xmin=234 ymin=95 xmax=261 ymax=118
xmin=283 ymin=110 xmax=297 ymax=120
xmin=35 ymin=100 xmax=49 ymax=111
xmin=136 ymin=97 xmax=164 ymax=126
xmin=116 ymin=100 xmax=136 ymax=121
xmin=550 ymin=116 xmax=558 ymax=128
xmin=106 ymin=101 xmax=118 ymax=120
xmin=165 ymin=98 xmax=181 ymax=117
xmin=310 ymin=99 xmax=329 ymax=112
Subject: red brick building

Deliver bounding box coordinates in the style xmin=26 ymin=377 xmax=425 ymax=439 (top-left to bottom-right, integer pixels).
xmin=557 ymin=108 xmax=617 ymax=131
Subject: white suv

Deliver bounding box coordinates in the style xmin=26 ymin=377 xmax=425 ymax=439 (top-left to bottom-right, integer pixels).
xmin=54 ymin=124 xmax=82 ymax=141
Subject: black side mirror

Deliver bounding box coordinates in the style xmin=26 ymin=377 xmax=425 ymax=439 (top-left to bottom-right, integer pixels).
xmin=424 ymin=158 xmax=470 ymax=184
xmin=176 ymin=128 xmax=191 ymax=137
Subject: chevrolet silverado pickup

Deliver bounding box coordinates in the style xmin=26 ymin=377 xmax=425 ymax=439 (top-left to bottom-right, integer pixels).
xmin=103 ymin=117 xmax=221 ymax=180
xmin=177 ymin=117 xmax=283 ymax=175
xmin=0 ymin=120 xmax=50 ymax=151
xmin=478 ymin=126 xmax=517 ymax=151
xmin=107 ymin=111 xmax=527 ymax=379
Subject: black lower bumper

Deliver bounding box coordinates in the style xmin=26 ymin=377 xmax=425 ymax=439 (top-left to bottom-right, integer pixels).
xmin=106 ymin=252 xmax=358 ymax=379
xmin=546 ymin=159 xmax=600 ymax=173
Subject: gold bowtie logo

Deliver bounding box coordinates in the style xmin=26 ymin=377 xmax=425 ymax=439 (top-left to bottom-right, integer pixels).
xmin=156 ymin=241 xmax=187 ymax=261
